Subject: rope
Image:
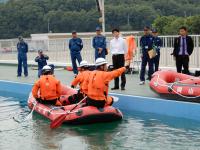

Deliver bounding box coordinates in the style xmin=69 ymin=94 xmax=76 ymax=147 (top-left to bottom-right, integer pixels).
xmin=154 ymin=74 xmax=200 ymax=99
xmin=30 ymin=99 xmax=81 ymax=115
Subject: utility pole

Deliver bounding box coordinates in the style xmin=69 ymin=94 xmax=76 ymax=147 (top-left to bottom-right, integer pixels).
xmin=101 ymin=0 xmax=105 ymax=35
xmin=96 ymin=0 xmax=105 ymax=35
xmin=127 ymin=13 xmax=130 ymax=26
xmin=48 ymin=18 xmax=50 ymax=33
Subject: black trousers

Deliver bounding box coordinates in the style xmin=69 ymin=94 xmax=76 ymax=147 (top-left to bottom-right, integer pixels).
xmin=36 ymin=98 xmax=58 ymax=105
xmin=86 ymin=97 xmax=106 ymax=108
xmin=112 ymin=54 xmax=126 ymax=88
xmin=176 ymin=55 xmax=189 ymax=74
xmin=153 ymin=54 xmax=160 ymax=72
xmin=68 ymin=90 xmax=84 ymax=104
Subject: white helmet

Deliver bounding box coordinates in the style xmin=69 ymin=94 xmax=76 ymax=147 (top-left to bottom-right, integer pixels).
xmin=42 ymin=65 xmax=51 ymax=70
xmin=95 ymin=58 xmax=107 ymax=66
xmin=79 ymin=60 xmax=88 ymax=67
xmin=42 ymin=65 xmax=52 ymax=74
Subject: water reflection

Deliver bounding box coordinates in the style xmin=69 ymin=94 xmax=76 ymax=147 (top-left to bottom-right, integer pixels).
xmin=32 ymin=113 xmax=122 ymax=150
xmin=1 ymin=92 xmax=200 ymax=150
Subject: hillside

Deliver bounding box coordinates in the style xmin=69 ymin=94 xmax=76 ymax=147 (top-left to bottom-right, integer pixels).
xmin=0 ymin=0 xmax=200 ymax=38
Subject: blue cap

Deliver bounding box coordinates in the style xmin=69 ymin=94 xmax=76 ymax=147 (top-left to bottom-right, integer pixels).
xmin=152 ymin=29 xmax=158 ymax=33
xmin=72 ymin=30 xmax=77 ymax=34
xmin=96 ymin=26 xmax=101 ymax=31
xmin=38 ymin=49 xmax=43 ymax=53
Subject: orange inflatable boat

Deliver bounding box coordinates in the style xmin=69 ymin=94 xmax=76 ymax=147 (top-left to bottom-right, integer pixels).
xmin=150 ymin=70 xmax=200 ymax=101
xmin=28 ymin=85 xmax=123 ymax=124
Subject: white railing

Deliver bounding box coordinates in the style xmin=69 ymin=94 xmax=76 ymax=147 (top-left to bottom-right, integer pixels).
xmin=0 ymin=35 xmax=200 ymax=68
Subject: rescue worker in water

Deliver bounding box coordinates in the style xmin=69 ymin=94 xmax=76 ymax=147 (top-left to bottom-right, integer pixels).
xmin=86 ymin=58 xmax=128 ymax=108
xmin=69 ymin=60 xmax=91 ymax=104
xmin=32 ymin=65 xmax=62 ymax=106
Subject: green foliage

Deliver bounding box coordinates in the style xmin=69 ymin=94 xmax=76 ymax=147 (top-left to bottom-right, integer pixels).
xmin=153 ymin=15 xmax=200 ymax=35
xmin=0 ymin=0 xmax=200 ymax=38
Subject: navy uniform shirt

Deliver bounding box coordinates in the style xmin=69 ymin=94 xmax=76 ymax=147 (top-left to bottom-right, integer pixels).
xmin=17 ymin=41 xmax=28 ymax=54
xmin=153 ymin=36 xmax=162 ymax=54
xmin=69 ymin=38 xmax=83 ymax=54
xmin=35 ymin=54 xmax=49 ymax=69
xmin=92 ymin=35 xmax=106 ymax=50
xmin=140 ymin=34 xmax=154 ymax=54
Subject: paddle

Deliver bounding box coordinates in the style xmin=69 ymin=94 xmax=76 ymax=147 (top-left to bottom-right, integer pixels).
xmin=50 ymin=96 xmax=87 ymax=129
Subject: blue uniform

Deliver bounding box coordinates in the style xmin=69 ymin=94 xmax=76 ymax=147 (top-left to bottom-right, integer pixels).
xmin=140 ymin=34 xmax=154 ymax=81
xmin=69 ymin=38 xmax=83 ymax=74
xmin=152 ymin=36 xmax=162 ymax=72
xmin=17 ymin=41 xmax=28 ymax=76
xmin=92 ymin=35 xmax=106 ymax=60
xmin=35 ymin=54 xmax=49 ymax=77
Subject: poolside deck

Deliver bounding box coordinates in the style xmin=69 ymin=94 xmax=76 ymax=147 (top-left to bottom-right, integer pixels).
xmin=0 ymin=65 xmax=159 ymax=98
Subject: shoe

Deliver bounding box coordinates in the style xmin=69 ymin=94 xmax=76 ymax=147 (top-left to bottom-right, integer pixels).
xmin=121 ymin=87 xmax=125 ymax=90
xmin=74 ymin=74 xmax=77 ymax=78
xmin=111 ymin=87 xmax=119 ymax=90
xmin=139 ymin=81 xmax=145 ymax=85
xmin=146 ymin=77 xmax=150 ymax=80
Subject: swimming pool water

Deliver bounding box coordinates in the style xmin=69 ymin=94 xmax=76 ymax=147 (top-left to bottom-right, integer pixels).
xmin=0 ymin=91 xmax=200 ymax=150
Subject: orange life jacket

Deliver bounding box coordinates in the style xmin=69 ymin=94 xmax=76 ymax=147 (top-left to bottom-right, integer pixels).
xmin=71 ymin=70 xmax=90 ymax=95
xmin=87 ymin=67 xmax=126 ymax=100
xmin=32 ymin=75 xmax=61 ymax=100
xmin=125 ymin=35 xmax=136 ymax=61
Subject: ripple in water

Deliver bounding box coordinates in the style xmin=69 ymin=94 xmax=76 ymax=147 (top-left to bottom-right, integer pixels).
xmin=0 ymin=94 xmax=200 ymax=150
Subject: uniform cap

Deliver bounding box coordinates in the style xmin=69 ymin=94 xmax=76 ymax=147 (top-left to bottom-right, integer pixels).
xmin=152 ymin=29 xmax=158 ymax=33
xmin=72 ymin=30 xmax=77 ymax=34
xmin=38 ymin=49 xmax=43 ymax=53
xmin=18 ymin=36 xmax=23 ymax=40
xmin=96 ymin=27 xmax=101 ymax=31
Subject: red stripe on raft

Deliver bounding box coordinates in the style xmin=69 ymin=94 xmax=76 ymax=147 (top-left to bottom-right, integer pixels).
xmin=150 ymin=70 xmax=200 ymax=97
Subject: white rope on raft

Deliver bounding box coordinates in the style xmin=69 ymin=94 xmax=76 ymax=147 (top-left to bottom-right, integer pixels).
xmin=29 ymin=99 xmax=80 ymax=115
xmin=154 ymin=74 xmax=200 ymax=99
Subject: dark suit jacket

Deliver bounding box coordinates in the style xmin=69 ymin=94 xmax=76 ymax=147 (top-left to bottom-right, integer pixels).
xmin=172 ymin=35 xmax=194 ymax=57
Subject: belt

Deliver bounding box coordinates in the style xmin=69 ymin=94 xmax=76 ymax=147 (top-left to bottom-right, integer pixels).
xmin=36 ymin=97 xmax=60 ymax=102
xmin=112 ymin=54 xmax=124 ymax=56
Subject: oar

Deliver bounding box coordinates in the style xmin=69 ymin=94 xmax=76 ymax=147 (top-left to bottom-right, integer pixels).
xmin=50 ymin=96 xmax=87 ymax=129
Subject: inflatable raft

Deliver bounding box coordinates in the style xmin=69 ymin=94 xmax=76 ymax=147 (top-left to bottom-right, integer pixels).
xmin=28 ymin=85 xmax=123 ymax=124
xmin=150 ymin=70 xmax=200 ymax=102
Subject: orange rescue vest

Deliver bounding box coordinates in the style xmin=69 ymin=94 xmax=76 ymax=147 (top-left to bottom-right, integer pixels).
xmin=32 ymin=75 xmax=61 ymax=100
xmin=87 ymin=67 xmax=126 ymax=100
xmin=71 ymin=71 xmax=90 ymax=95
xmin=125 ymin=35 xmax=136 ymax=61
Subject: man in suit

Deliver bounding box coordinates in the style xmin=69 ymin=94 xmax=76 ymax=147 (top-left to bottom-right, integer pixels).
xmin=172 ymin=26 xmax=194 ymax=74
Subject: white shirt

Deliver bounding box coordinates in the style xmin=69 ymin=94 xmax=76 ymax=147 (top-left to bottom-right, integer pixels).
xmin=110 ymin=37 xmax=128 ymax=54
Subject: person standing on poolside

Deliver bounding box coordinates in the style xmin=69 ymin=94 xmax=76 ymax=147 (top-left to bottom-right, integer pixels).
xmin=69 ymin=31 xmax=83 ymax=77
xmin=152 ymin=29 xmax=162 ymax=72
xmin=110 ymin=28 xmax=127 ymax=90
xmin=172 ymin=26 xmax=194 ymax=74
xmin=17 ymin=36 xmax=28 ymax=77
xmin=92 ymin=26 xmax=107 ymax=60
xmin=139 ymin=26 xmax=154 ymax=85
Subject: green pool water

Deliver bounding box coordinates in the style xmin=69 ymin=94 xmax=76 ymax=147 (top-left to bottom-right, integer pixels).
xmin=0 ymin=92 xmax=200 ymax=150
